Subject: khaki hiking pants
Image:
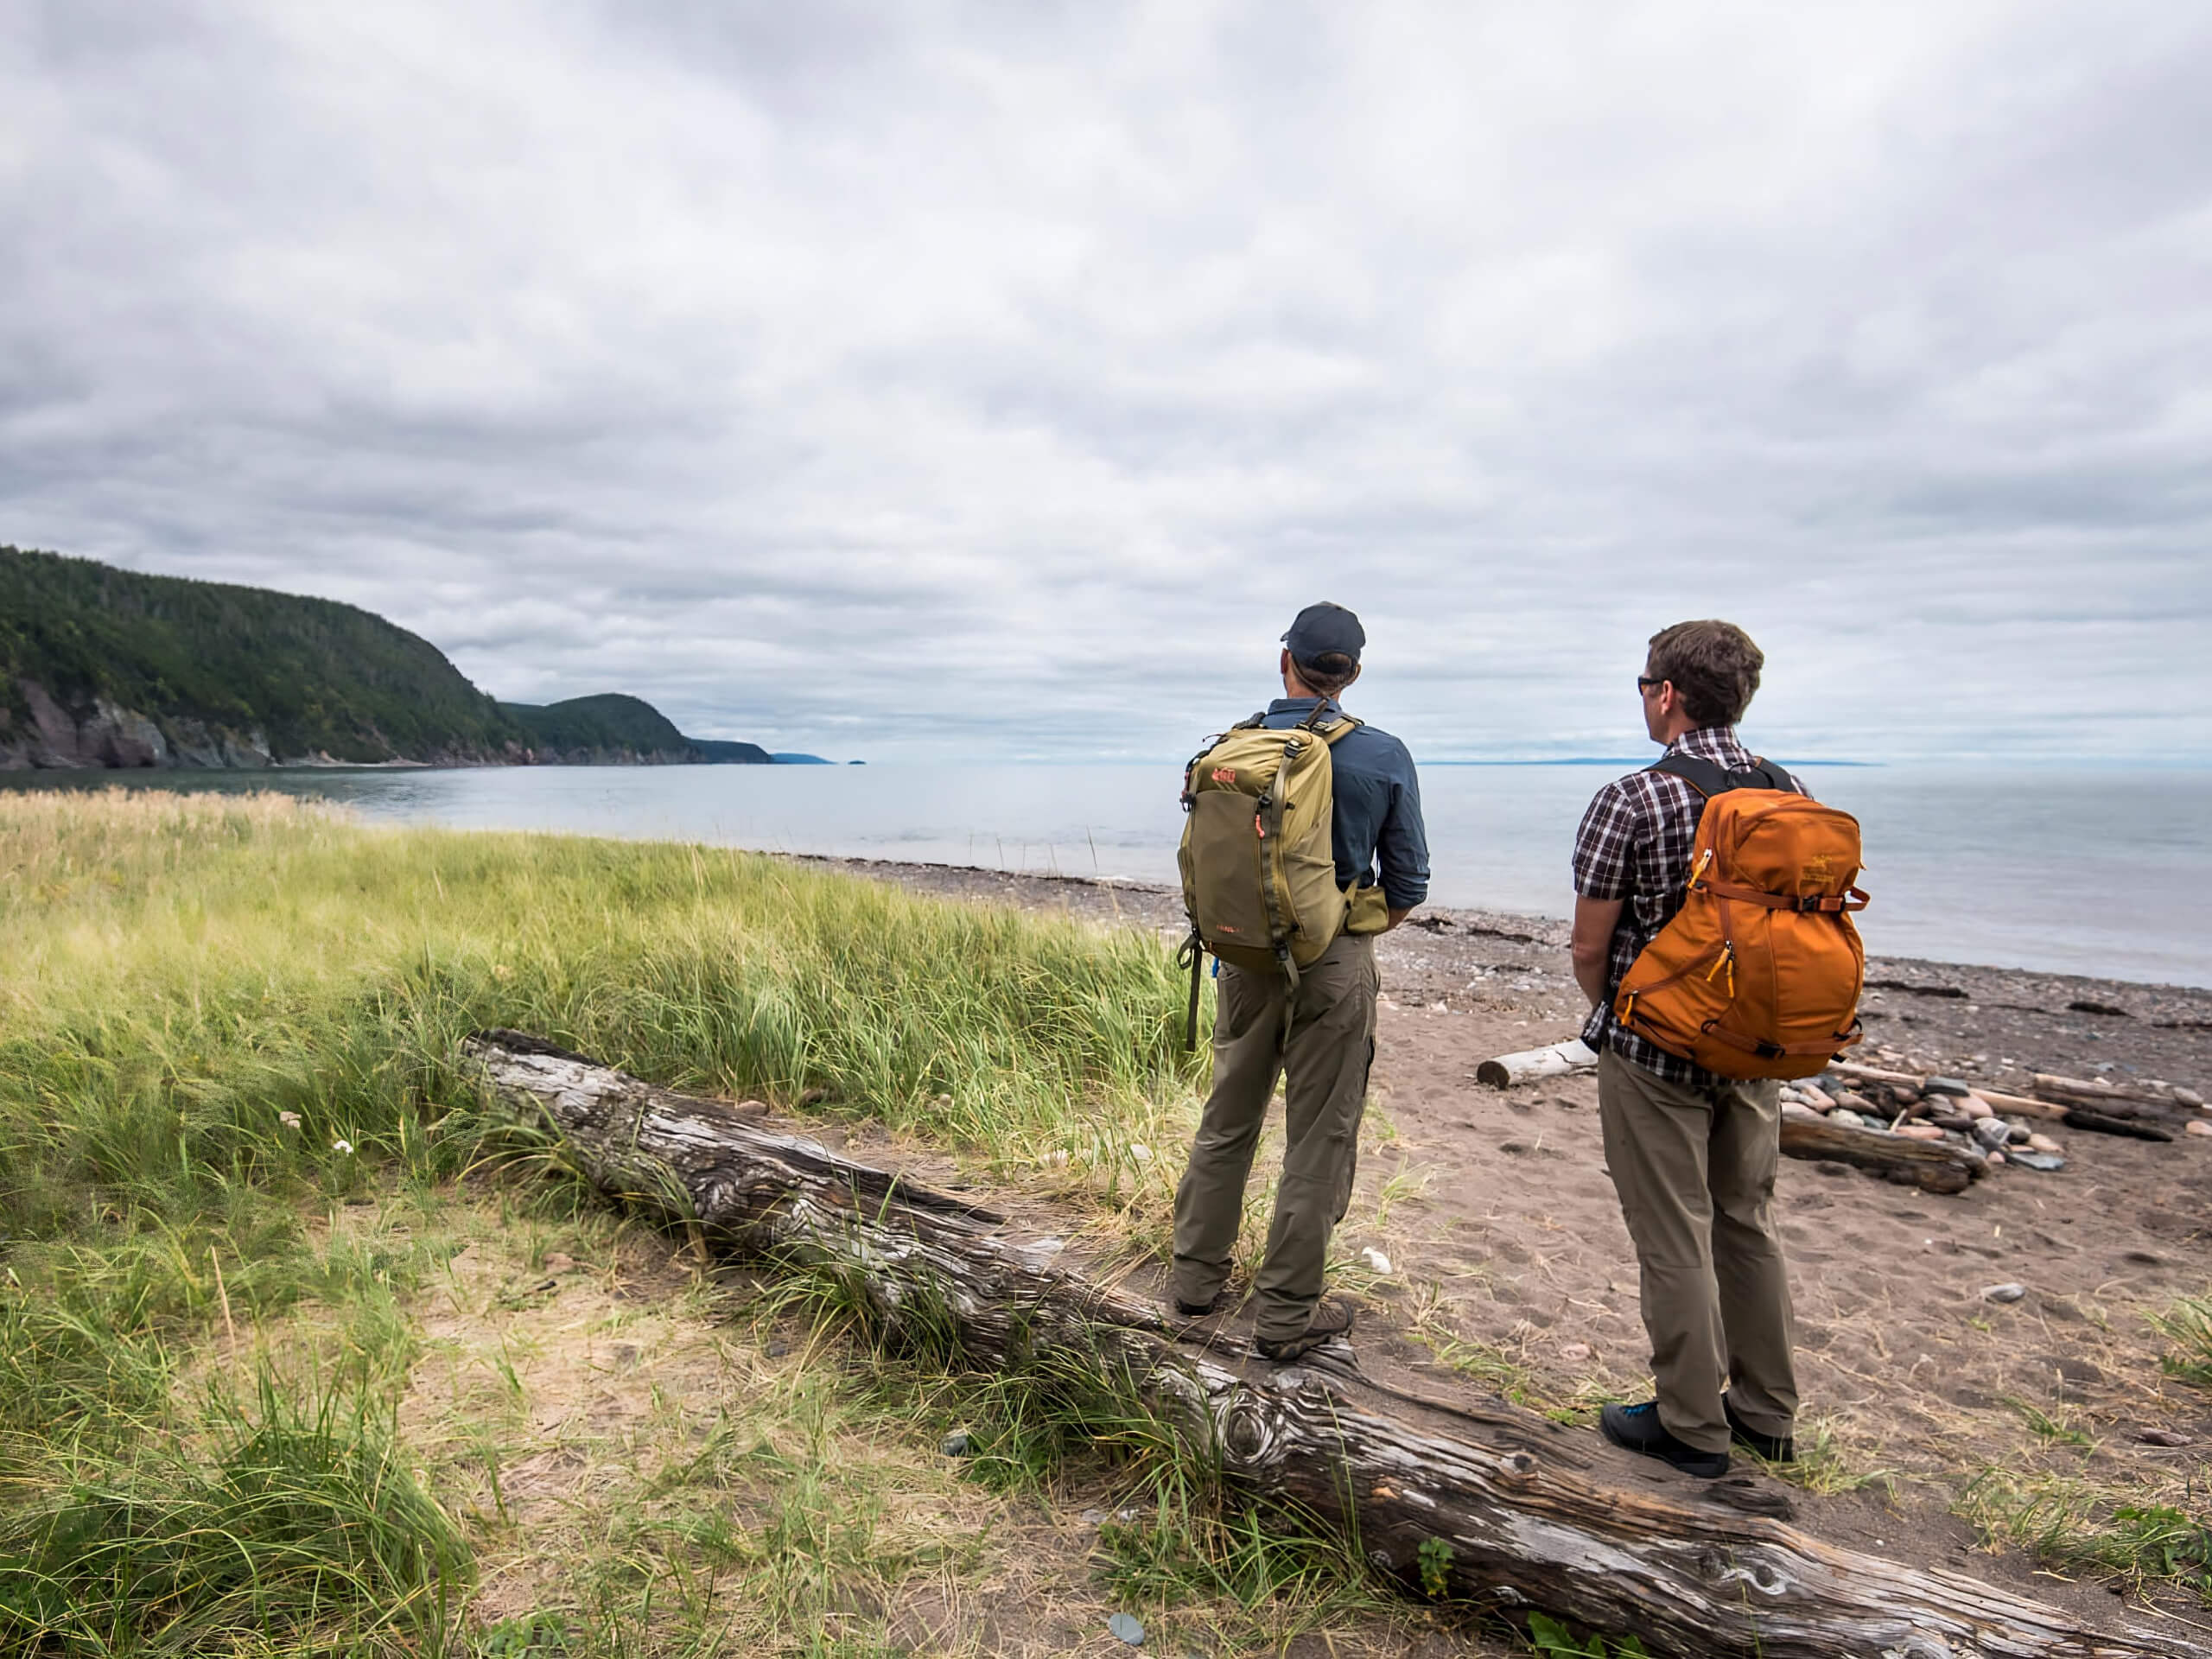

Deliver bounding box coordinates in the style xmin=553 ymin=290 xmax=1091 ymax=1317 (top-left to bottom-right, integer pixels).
xmin=1598 ymin=1047 xmax=1799 ymax=1458
xmin=1171 ymin=932 xmax=1378 ymax=1345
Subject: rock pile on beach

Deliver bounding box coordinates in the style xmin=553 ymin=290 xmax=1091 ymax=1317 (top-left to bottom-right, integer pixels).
xmin=1778 ymin=1060 xmax=2210 ymax=1174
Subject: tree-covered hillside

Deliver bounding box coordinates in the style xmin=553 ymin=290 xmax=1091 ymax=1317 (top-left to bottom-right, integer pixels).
xmin=502 ymin=694 xmax=690 ymax=758
xmin=499 ymin=697 xmax=771 ymax=763
xmin=1 ymin=546 xmax=523 ymax=763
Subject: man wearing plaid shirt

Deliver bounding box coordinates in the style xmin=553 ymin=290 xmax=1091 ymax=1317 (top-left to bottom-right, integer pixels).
xmin=1569 ymin=620 xmax=1802 ymax=1479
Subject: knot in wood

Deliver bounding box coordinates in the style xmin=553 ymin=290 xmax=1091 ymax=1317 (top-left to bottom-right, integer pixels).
xmin=1218 ymin=1390 xmax=1274 ymax=1464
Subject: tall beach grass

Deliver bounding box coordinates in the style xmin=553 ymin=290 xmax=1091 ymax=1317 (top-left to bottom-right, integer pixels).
xmin=0 ymin=788 xmax=1204 ymax=1230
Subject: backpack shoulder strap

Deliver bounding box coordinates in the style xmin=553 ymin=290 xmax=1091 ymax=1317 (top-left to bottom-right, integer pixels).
xmin=1316 ymin=713 xmax=1363 ymax=746
xmin=1649 ymin=752 xmax=1788 ymax=797
xmin=1648 ymin=753 xmax=1732 ymax=798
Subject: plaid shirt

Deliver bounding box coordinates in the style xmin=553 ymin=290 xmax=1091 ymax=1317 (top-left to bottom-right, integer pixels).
xmin=1571 ymin=728 xmax=1806 ymax=1087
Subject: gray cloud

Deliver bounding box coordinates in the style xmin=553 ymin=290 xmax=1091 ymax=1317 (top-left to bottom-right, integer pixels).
xmin=3 ymin=0 xmax=2208 ymax=761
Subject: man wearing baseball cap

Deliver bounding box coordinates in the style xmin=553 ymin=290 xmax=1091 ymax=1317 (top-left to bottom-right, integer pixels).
xmin=1169 ymin=602 xmax=1430 ymax=1359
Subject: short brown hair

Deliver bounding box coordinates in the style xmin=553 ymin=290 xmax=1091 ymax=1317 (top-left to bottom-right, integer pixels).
xmin=1645 ymin=620 xmax=1764 ymax=727
xmin=1294 ymin=651 xmax=1359 ymax=697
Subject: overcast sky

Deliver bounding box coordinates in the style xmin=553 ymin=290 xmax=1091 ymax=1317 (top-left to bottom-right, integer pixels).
xmin=3 ymin=1 xmax=2208 ymax=762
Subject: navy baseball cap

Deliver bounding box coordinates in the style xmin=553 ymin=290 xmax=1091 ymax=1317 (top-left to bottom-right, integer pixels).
xmin=1282 ymin=601 xmax=1365 ymax=664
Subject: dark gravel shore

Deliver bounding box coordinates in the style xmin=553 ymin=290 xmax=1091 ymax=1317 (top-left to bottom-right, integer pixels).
xmin=788 ymin=855 xmax=2212 ymax=1098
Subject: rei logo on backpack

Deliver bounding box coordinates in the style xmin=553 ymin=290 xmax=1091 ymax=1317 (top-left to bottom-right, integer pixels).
xmin=1611 ymin=755 xmax=1871 ymax=1080
xmin=1175 ymin=704 xmax=1373 ymax=1049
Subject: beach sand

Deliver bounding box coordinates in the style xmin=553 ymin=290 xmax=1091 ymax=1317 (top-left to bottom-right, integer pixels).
xmin=795 ymin=855 xmax=2212 ymax=1638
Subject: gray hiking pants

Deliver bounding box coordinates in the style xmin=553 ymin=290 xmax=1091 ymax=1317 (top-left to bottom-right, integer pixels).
xmin=1170 ymin=932 xmax=1378 ymax=1344
xmin=1598 ymin=1047 xmax=1800 ymax=1456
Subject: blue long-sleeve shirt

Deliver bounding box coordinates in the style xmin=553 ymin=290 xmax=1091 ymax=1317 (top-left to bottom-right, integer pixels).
xmin=1256 ymin=696 xmax=1429 ymax=910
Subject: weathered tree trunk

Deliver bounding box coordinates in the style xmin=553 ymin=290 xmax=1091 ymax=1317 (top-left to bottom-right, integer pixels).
xmin=1779 ymin=1112 xmax=1986 ymax=1193
xmin=460 ymin=1032 xmax=2202 ymax=1659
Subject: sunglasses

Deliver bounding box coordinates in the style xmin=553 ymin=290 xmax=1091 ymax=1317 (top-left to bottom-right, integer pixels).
xmin=1637 ymin=675 xmax=1667 ymax=693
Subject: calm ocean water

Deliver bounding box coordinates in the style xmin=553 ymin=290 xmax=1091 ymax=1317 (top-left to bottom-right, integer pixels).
xmin=10 ymin=762 xmax=2209 ymax=988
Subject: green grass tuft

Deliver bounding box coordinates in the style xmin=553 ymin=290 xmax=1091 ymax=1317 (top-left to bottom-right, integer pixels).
xmin=2150 ymin=1294 xmax=2212 ymax=1392
xmin=0 ymin=1363 xmax=467 ymax=1653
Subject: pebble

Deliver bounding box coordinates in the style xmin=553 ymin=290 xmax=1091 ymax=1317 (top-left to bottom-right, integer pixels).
xmin=1970 ymin=1119 xmax=2012 ymax=1152
xmin=1924 ymin=1076 xmax=1972 ymax=1096
xmin=1986 ymin=1150 xmax=2006 ymax=1165
xmin=2175 ymin=1086 xmax=2203 ymax=1107
xmin=1896 ymin=1124 xmax=1946 ymax=1141
xmin=942 ymin=1430 xmax=977 ymax=1458
xmin=2139 ymin=1428 xmax=2192 ymax=1447
xmin=1782 ymin=1101 xmax=1821 ymax=1120
xmin=2008 ymin=1150 xmax=2065 ymax=1172
xmin=1798 ymin=1084 xmax=1834 ymax=1109
xmin=1109 ymin=1612 xmax=1146 ymax=1646
xmin=1559 ymin=1342 xmax=1592 ymax=1362
xmin=1360 ymin=1247 xmax=1393 ymax=1274
xmin=2188 ymin=1121 xmax=2212 ymax=1139
xmin=1957 ymin=1096 xmax=1994 ymax=1121
xmin=2025 ymin=1133 xmax=2063 ymax=1154
xmin=1982 ymin=1283 xmax=2027 ymax=1303
xmin=1830 ymin=1109 xmax=1866 ymax=1128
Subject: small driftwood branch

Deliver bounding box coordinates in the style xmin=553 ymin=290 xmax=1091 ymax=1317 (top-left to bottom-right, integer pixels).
xmin=459 ymin=1031 xmax=2197 ymax=1659
xmin=1827 ymin=1060 xmax=1928 ymax=1090
xmin=2031 ymin=1072 xmax=2166 ymax=1104
xmin=2061 ymin=1109 xmax=2175 ymax=1143
xmin=1476 ymin=1039 xmax=1599 ymax=1088
xmin=1959 ymin=1088 xmax=2069 ymax=1122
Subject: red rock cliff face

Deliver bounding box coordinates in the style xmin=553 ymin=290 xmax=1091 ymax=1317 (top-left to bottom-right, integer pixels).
xmin=0 ymin=679 xmax=206 ymax=769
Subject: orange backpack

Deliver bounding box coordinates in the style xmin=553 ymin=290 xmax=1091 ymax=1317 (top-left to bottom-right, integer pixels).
xmin=1611 ymin=756 xmax=1869 ymax=1080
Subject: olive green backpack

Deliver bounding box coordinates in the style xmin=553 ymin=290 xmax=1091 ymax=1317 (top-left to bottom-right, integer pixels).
xmin=1176 ymin=705 xmax=1371 ymax=1048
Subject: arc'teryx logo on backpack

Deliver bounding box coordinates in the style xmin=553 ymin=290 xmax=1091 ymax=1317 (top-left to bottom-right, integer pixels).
xmin=1212 ymin=767 xmax=1237 ymax=783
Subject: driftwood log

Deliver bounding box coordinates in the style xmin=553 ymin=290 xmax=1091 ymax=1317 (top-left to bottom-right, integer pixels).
xmin=2031 ymin=1073 xmax=2182 ymax=1110
xmin=1476 ymin=1039 xmax=1599 ymax=1088
xmin=460 ymin=1032 xmax=2203 ymax=1659
xmin=1779 ymin=1113 xmax=1986 ymax=1194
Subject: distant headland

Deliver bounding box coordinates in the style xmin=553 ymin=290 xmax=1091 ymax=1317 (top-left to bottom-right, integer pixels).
xmin=0 ymin=546 xmax=804 ymax=771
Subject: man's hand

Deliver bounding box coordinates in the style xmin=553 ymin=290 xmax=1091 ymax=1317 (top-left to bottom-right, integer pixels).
xmin=1385 ymin=906 xmax=1414 ymax=931
xmin=1571 ymin=895 xmax=1623 ymax=1007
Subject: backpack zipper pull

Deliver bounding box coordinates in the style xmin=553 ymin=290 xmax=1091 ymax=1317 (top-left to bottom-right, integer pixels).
xmin=1705 ymin=940 xmax=1737 ymax=997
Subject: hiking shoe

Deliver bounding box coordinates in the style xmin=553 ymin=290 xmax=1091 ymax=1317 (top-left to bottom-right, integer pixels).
xmin=1173 ymin=1290 xmax=1223 ymax=1319
xmin=1599 ymin=1401 xmax=1730 ymax=1479
xmin=1723 ymin=1394 xmax=1796 ymax=1463
xmin=1255 ymin=1298 xmax=1355 ymax=1362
